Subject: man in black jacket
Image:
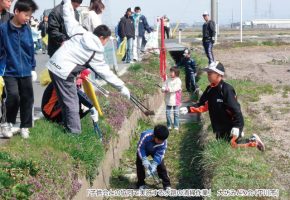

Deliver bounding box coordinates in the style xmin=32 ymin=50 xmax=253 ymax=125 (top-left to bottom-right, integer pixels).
xmin=119 ymin=8 xmax=135 ymax=63
xmin=47 ymin=0 xmax=82 ymax=57
xmin=202 ymin=11 xmax=216 ymax=64
xmin=180 ymin=62 xmax=265 ymax=151
xmin=0 ymin=0 xmax=13 ymax=24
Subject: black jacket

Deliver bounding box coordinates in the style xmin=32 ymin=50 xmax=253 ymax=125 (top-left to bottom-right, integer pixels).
xmin=191 ymin=80 xmax=244 ymax=132
xmin=119 ymin=15 xmax=135 ymax=39
xmin=47 ymin=2 xmax=79 ymax=57
xmin=178 ymin=57 xmax=197 ymax=74
xmin=0 ymin=10 xmax=13 ymax=24
xmin=38 ymin=21 xmax=48 ymax=38
xmin=202 ymin=20 xmax=216 ymax=41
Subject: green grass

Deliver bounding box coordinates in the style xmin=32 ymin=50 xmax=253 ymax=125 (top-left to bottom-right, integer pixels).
xmin=0 ymin=116 xmax=105 ymax=199
xmin=0 ymin=56 xmax=162 ymax=199
xmin=110 ymin=120 xmax=203 ymax=193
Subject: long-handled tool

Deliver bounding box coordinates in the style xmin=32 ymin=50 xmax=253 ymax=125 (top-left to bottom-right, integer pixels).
xmin=87 ymin=66 xmax=155 ymax=116
xmin=93 ymin=121 xmax=103 ymax=142
xmin=130 ymin=95 xmax=155 ymax=116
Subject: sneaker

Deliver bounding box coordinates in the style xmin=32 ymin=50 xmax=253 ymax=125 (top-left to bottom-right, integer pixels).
xmin=164 ymin=186 xmax=171 ymax=190
xmin=253 ymin=134 xmax=265 ymax=152
xmin=20 ymin=128 xmax=30 ymax=139
xmin=139 ymin=185 xmax=149 ymax=190
xmin=174 ymin=127 xmax=179 ymax=131
xmin=167 ymin=126 xmax=172 ymax=130
xmin=130 ymin=61 xmax=135 ymax=64
xmin=1 ymin=123 xmax=13 ymax=138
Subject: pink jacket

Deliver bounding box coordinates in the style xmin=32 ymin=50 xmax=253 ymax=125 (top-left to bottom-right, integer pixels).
xmin=163 ymin=77 xmax=182 ymax=106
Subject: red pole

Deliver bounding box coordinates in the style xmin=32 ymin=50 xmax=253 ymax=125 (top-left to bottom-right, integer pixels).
xmin=160 ymin=18 xmax=167 ymax=81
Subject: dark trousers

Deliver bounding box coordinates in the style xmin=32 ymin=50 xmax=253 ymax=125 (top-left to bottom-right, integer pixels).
xmin=185 ymin=71 xmax=196 ymax=92
xmin=49 ymin=71 xmax=81 ymax=134
xmin=136 ymin=155 xmax=171 ymax=188
xmin=203 ymin=40 xmax=214 ymax=64
xmin=3 ymin=76 xmax=34 ymax=128
xmin=164 ymin=27 xmax=170 ymax=39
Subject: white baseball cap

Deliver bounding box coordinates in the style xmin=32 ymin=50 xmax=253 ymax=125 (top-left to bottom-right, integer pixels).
xmin=202 ymin=11 xmax=209 ymax=16
xmin=203 ymin=61 xmax=225 ymax=76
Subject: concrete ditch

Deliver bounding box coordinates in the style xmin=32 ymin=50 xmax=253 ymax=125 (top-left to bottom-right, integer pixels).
xmin=74 ymin=91 xmax=164 ymax=199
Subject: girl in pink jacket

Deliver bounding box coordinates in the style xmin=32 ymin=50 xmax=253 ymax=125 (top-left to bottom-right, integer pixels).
xmin=162 ymin=67 xmax=182 ymax=131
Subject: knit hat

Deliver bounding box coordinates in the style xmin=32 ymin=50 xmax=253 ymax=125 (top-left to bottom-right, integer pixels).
xmin=154 ymin=125 xmax=169 ymax=141
xmin=203 ymin=61 xmax=225 ymax=76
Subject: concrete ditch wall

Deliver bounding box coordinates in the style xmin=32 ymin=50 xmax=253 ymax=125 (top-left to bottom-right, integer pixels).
xmin=74 ymin=91 xmax=164 ymax=200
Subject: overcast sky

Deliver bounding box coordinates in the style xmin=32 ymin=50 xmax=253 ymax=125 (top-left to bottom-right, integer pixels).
xmin=28 ymin=0 xmax=290 ymax=26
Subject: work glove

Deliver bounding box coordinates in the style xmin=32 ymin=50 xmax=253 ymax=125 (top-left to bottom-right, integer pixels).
xmin=212 ymin=38 xmax=215 ymax=44
xmin=31 ymin=71 xmax=37 ymax=82
xmin=180 ymin=107 xmax=189 ymax=115
xmin=230 ymin=127 xmax=240 ymax=138
xmin=150 ymin=161 xmax=158 ymax=174
xmin=142 ymin=157 xmax=150 ymax=169
xmin=120 ymin=86 xmax=130 ymax=99
xmin=90 ymin=108 xmax=99 ymax=123
xmin=161 ymin=86 xmax=166 ymax=92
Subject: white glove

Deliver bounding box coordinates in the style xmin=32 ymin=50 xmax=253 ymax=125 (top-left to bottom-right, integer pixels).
xmin=230 ymin=127 xmax=240 ymax=138
xmin=31 ymin=71 xmax=37 ymax=82
xmin=90 ymin=108 xmax=99 ymax=122
xmin=161 ymin=86 xmax=166 ymax=92
xmin=120 ymin=86 xmax=130 ymax=99
xmin=180 ymin=107 xmax=188 ymax=115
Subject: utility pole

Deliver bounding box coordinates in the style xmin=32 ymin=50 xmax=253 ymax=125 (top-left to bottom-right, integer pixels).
xmin=211 ymin=0 xmax=217 ymax=42
xmin=54 ymin=0 xmax=56 ymax=7
xmin=240 ymin=0 xmax=243 ymax=43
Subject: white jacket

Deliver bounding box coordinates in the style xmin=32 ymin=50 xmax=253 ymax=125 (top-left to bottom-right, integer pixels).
xmin=163 ymin=77 xmax=182 ymax=106
xmin=46 ymin=0 xmax=124 ymax=90
xmin=82 ymin=10 xmax=102 ymax=32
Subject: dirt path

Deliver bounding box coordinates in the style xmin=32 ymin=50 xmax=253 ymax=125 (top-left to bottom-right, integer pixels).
xmin=216 ymin=45 xmax=290 ymax=195
xmin=215 ymin=45 xmax=290 ymax=85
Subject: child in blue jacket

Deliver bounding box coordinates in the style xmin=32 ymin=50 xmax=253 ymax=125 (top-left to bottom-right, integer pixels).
xmin=0 ymin=0 xmax=38 ymax=138
xmin=136 ymin=125 xmax=171 ymax=190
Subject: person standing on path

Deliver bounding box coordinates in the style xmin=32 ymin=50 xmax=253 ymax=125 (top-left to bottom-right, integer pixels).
xmin=132 ymin=6 xmax=151 ymax=62
xmin=163 ymin=15 xmax=170 ymax=39
xmin=47 ymin=0 xmax=82 ymax=58
xmin=38 ymin=15 xmax=49 ymax=54
xmin=82 ymin=0 xmax=104 ymax=32
xmin=119 ymin=8 xmax=135 ymax=64
xmin=202 ymin=11 xmax=216 ymax=64
xmin=0 ymin=0 xmax=38 ymax=138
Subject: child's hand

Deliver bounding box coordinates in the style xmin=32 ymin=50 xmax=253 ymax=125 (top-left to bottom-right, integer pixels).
xmin=161 ymin=86 xmax=166 ymax=93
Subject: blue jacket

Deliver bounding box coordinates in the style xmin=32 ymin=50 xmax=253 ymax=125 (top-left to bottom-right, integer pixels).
xmin=0 ymin=20 xmax=36 ymax=77
xmin=134 ymin=14 xmax=151 ymax=37
xmin=137 ymin=129 xmax=167 ymax=165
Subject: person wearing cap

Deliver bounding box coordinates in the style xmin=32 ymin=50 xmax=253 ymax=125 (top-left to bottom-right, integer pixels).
xmin=180 ymin=62 xmax=265 ymax=151
xmin=136 ymin=125 xmax=171 ymax=190
xmin=202 ymin=11 xmax=216 ymax=64
xmin=178 ymin=48 xmax=198 ymax=93
xmin=119 ymin=7 xmax=135 ymax=63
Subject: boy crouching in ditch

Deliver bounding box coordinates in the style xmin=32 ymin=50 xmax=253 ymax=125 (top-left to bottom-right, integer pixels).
xmin=136 ymin=125 xmax=171 ymax=190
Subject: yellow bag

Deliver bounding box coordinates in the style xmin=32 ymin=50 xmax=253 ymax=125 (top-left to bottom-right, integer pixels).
xmin=117 ymin=37 xmax=127 ymax=59
xmin=39 ymin=68 xmax=51 ymax=86
xmin=42 ymin=35 xmax=48 ymax=46
xmin=0 ymin=77 xmax=4 ymax=99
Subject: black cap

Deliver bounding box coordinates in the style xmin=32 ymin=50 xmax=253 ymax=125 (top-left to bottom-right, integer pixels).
xmin=154 ymin=125 xmax=169 ymax=141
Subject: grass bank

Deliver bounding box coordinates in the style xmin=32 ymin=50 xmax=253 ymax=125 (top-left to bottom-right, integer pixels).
xmin=0 ymin=56 xmax=161 ymax=199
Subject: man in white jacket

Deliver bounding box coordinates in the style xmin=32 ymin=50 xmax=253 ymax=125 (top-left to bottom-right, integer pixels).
xmin=46 ymin=0 xmax=130 ymax=134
